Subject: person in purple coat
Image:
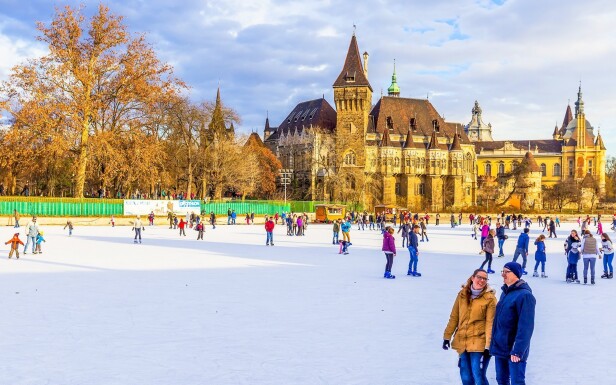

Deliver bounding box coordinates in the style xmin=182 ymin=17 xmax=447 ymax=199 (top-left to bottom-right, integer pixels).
xmin=382 ymin=226 xmax=397 ymax=279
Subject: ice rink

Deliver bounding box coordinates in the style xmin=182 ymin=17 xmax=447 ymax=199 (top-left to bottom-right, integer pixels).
xmin=1 ymin=219 xmax=613 ymax=384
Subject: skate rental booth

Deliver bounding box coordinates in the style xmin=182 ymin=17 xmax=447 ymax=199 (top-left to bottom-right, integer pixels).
xmin=314 ymin=204 xmax=346 ymax=223
xmin=374 ymin=204 xmax=407 ymax=221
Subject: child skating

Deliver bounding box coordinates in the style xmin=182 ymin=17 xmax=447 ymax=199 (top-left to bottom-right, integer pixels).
xmin=407 ymin=224 xmax=421 ymax=276
xmin=382 ymin=226 xmax=396 ymax=279
xmin=533 ymin=234 xmax=547 ymax=277
xmin=5 ymin=233 xmax=24 ymax=259
xmin=35 ymin=231 xmax=46 ymax=254
xmin=64 ymin=220 xmax=74 ymax=236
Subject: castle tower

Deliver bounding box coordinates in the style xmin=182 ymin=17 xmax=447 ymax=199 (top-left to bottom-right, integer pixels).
xmin=464 ymin=101 xmax=493 ymax=142
xmin=333 ymin=33 xmax=373 ymax=203
xmin=387 ymin=60 xmax=400 ymax=97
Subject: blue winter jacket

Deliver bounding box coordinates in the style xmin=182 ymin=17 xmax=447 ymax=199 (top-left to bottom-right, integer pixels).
xmin=534 ymin=240 xmax=546 ymax=262
xmin=496 ymin=226 xmax=506 ymax=240
xmin=408 ymin=231 xmax=419 ymax=250
xmin=516 ymin=232 xmax=530 ymax=253
xmin=490 ymin=280 xmax=536 ymax=361
xmin=341 ymin=221 xmax=351 ymax=233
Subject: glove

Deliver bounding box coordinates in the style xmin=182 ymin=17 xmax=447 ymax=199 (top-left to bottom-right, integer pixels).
xmin=442 ymin=340 xmax=450 ymax=350
xmin=483 ymin=349 xmax=491 ymax=360
xmin=142 ymin=227 xmax=145 ymax=231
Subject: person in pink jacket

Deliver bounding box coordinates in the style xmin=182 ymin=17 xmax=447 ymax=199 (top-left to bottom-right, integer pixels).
xmin=382 ymin=226 xmax=397 ymax=279
xmin=480 ymin=221 xmax=490 ymax=249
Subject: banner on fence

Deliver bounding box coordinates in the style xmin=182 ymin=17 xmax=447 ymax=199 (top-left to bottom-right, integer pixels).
xmin=123 ymin=200 xmax=201 ymax=215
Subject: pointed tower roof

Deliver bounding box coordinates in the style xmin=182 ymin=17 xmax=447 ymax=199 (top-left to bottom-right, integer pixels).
xmin=208 ymin=87 xmax=228 ymax=136
xmin=387 ymin=60 xmax=400 ymax=97
xmin=403 ymin=129 xmax=415 ymax=149
xmin=264 ymin=116 xmax=271 ymax=131
xmin=581 ymin=173 xmax=597 ymax=188
xmin=522 ymin=151 xmax=541 ymax=172
xmin=450 ymin=131 xmax=462 ymax=151
xmin=244 ymin=132 xmax=265 ymax=148
xmin=428 ymin=130 xmax=439 ymax=150
xmin=333 ymin=34 xmax=373 ymax=91
xmin=561 ymin=104 xmax=573 ymax=131
xmin=575 ymin=82 xmax=585 ymax=117
xmin=380 ymin=127 xmax=392 ymax=147
xmin=595 ymin=132 xmax=606 ymax=150
xmin=552 ymin=124 xmax=559 ymax=138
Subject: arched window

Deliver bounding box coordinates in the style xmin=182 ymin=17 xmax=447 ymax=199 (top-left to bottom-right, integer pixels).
xmin=498 ymin=162 xmax=505 ymax=176
xmin=485 ymin=162 xmax=492 ymax=176
xmin=553 ymin=163 xmax=561 ymax=177
xmin=540 ymin=163 xmax=547 ymax=177
xmin=386 ymin=116 xmax=394 ymax=130
xmin=344 ymin=151 xmax=356 ymax=165
xmin=394 ymin=157 xmax=400 ymax=166
xmin=465 ymin=153 xmax=473 ymax=173
xmin=511 ymin=161 xmax=519 ymax=172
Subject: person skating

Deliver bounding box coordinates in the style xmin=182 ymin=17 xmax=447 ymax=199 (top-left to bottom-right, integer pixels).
xmin=480 ymin=229 xmax=496 ymax=274
xmin=398 ymin=221 xmax=410 ymax=247
xmin=407 ymin=224 xmax=421 ymax=276
xmin=23 ymin=216 xmax=39 ymax=254
xmin=64 ymin=220 xmax=74 ymax=236
xmin=419 ymin=218 xmax=429 ymax=242
xmin=600 ymin=233 xmax=614 ymax=279
xmin=580 ymin=230 xmax=600 ymax=284
xmin=133 ymin=216 xmax=144 ymax=243
xmin=332 ymin=220 xmax=340 ymax=244
xmin=167 ymin=211 xmax=173 ymax=229
xmin=178 ymin=218 xmax=187 ymax=236
xmin=532 ymin=234 xmax=547 ymax=278
xmin=565 ymin=230 xmax=581 ymax=283
xmin=210 ymin=212 xmax=216 ymax=229
xmin=265 ymin=216 xmax=275 ymax=246
xmin=496 ymin=222 xmax=507 ymax=257
xmin=443 ymin=268 xmax=496 ymax=385
xmin=491 ymin=262 xmax=536 ymax=385
xmin=5 ymin=233 xmax=24 ymax=259
xmin=512 ymin=228 xmax=530 ymax=275
xmin=35 ymin=231 xmax=46 ymax=254
xmin=13 ymin=209 xmax=20 ymax=228
xmin=341 ymin=218 xmax=351 ymax=243
xmin=196 ymin=222 xmax=204 ymax=240
xmin=382 ymin=226 xmax=396 ymax=279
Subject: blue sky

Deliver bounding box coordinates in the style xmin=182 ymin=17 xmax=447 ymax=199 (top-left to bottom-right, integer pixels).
xmin=1 ymin=0 xmax=615 ymax=154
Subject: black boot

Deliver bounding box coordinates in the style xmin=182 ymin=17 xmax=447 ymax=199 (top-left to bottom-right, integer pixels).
xmin=591 ymin=277 xmax=595 ymax=285
xmin=584 ymin=277 xmax=587 ymax=284
xmin=610 ymin=272 xmax=614 ymax=279
xmin=601 ymin=271 xmax=609 ymax=279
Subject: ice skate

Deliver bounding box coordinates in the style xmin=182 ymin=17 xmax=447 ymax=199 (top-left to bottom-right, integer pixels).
xmin=610 ymin=272 xmax=614 ymax=279
xmin=541 ymin=272 xmax=548 ymax=278
xmin=533 ymin=271 xmax=539 ymax=277
xmin=412 ymin=271 xmax=422 ymax=277
xmin=601 ymin=271 xmax=609 ymax=279
xmin=591 ymin=278 xmax=595 ymax=285
xmin=487 ymin=269 xmax=495 ymax=274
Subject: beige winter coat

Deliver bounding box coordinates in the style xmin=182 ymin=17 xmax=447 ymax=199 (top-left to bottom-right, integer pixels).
xmin=443 ymin=284 xmax=497 ymax=354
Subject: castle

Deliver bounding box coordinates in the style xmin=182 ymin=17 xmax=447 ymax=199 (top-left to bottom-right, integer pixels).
xmin=262 ymin=34 xmax=606 ymax=211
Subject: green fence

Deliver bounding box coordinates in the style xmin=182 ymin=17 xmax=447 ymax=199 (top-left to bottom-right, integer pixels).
xmin=0 ymin=197 xmax=124 ymax=217
xmin=201 ymin=201 xmax=290 ymax=215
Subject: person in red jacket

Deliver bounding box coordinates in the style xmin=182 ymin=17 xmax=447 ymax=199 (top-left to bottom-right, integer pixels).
xmin=265 ymin=217 xmax=275 ymax=246
xmin=178 ymin=218 xmax=187 ymax=236
xmin=6 ymin=233 xmax=24 ymax=259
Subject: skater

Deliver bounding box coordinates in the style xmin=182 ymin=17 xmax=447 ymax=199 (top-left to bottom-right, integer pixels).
xmin=533 ymin=234 xmax=547 ymax=278
xmin=110 ymin=215 xmax=115 ymax=227
xmin=5 ymin=233 xmax=24 ymax=259
xmin=173 ymin=216 xmax=178 ymax=229
xmin=296 ymin=215 xmax=303 ymax=236
xmin=480 ymin=229 xmax=496 ymax=274
xmin=597 ymin=220 xmax=603 ymax=235
xmin=133 ymin=216 xmax=144 ymax=243
xmin=196 ymin=221 xmax=204 ymax=240
xmin=443 ymin=268 xmax=496 ymax=385
xmin=480 ymin=221 xmax=490 ymax=250
xmin=407 ymin=224 xmax=421 ymax=276
xmin=382 ymin=226 xmax=396 ymax=279
xmin=332 ymin=220 xmax=340 ymax=244
xmin=64 ymin=220 xmax=74 ymax=236
xmin=450 ymin=213 xmax=456 ymax=228
xmin=178 ymin=218 xmax=187 ymax=236
xmin=286 ymin=215 xmax=293 ymax=236
xmin=13 ymin=209 xmax=20 ymax=228
xmin=397 ymin=220 xmax=410 ymax=247
xmin=565 ymin=229 xmax=581 ymax=283
xmin=491 ymin=262 xmax=536 ymax=385
xmin=600 ymin=233 xmax=614 ymax=279
xmin=23 ymin=216 xmax=39 ymax=254
xmin=436 ymin=213 xmax=440 ymax=226
xmin=512 ymin=228 xmax=530 ymax=275
xmin=419 ymin=218 xmax=429 ymax=242
xmin=471 ymin=221 xmax=478 ymax=240
xmin=339 ymin=239 xmax=351 ymax=255
xmin=496 ymin=222 xmax=507 ymax=257
xmin=210 ymin=211 xmax=216 ymax=229
xmin=548 ymin=218 xmax=557 ymax=238
xmin=341 ymin=218 xmax=351 ymax=243
xmin=167 ymin=211 xmax=173 ymax=229
xmin=35 ymin=231 xmax=46 ymax=254
xmin=265 ymin=216 xmax=275 ymax=246
xmin=580 ymin=230 xmax=600 ymax=284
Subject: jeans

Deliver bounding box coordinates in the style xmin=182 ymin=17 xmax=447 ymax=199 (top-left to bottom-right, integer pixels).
xmin=384 ymin=252 xmax=394 ymax=272
xmin=333 ymin=232 xmax=339 ymax=244
xmin=24 ymin=235 xmax=36 ymax=253
xmin=534 ymin=260 xmax=545 ymax=272
xmin=408 ymin=246 xmax=418 ymax=273
xmin=498 ymin=239 xmax=505 ymax=256
xmin=583 ymin=257 xmax=597 ymax=279
xmin=481 ymin=253 xmax=493 ymax=270
xmin=14 ymin=220 xmax=20 ymax=228
xmin=567 ymin=263 xmax=579 ymax=280
xmin=401 ymin=235 xmax=408 ymax=248
xmin=266 ymin=232 xmax=273 ymax=244
xmin=227 ymin=216 xmax=231 ymax=225
xmin=603 ymin=253 xmax=614 ymax=273
xmin=480 ymin=236 xmax=486 ymax=249
xmin=512 ymin=248 xmax=527 ymax=269
xmin=459 ymin=351 xmax=490 ymax=385
xmin=134 ymin=228 xmax=142 ymax=241
xmin=495 ymin=356 xmax=527 ymax=385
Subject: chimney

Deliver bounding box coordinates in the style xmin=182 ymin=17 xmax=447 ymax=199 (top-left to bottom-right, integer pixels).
xmin=363 ymin=51 xmax=369 ymax=79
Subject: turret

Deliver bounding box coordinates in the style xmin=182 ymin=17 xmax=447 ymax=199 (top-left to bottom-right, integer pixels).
xmin=387 ymin=60 xmax=400 ymax=97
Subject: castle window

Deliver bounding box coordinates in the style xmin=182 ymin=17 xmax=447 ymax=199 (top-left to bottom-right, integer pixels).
xmin=395 ymin=157 xmax=400 ymax=166
xmin=418 ymin=183 xmax=425 ymax=195
xmin=540 ymin=163 xmax=546 ymax=177
xmin=301 ymin=110 xmax=310 ymax=121
xmin=432 ymin=119 xmax=440 ymax=133
xmin=309 ymin=108 xmax=318 ymax=120
xmin=344 ymin=71 xmax=356 ymax=82
xmin=568 ymin=159 xmax=574 ymax=176
xmin=344 ymin=151 xmax=357 ymax=166
xmin=553 ymin=163 xmax=561 ymax=177
xmin=588 ymin=160 xmax=593 ymax=175
xmin=406 ymin=157 xmax=410 ymax=167
xmin=498 ymin=162 xmax=505 ymax=176
xmin=410 ymin=118 xmax=417 ymax=131
xmin=511 ymin=161 xmax=518 ymax=172
xmin=395 ymin=183 xmax=401 ymax=196
xmin=485 ymin=162 xmax=492 ymax=176
xmin=386 ymin=116 xmax=394 ymax=131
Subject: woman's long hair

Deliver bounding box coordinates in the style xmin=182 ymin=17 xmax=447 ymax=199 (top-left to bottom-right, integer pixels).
xmin=536 ymin=234 xmax=546 ymax=242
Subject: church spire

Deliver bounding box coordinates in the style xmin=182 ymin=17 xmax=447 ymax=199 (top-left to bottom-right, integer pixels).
xmin=575 ymin=82 xmax=585 ymax=117
xmin=387 ymin=59 xmax=400 ymax=97
xmin=333 ymin=34 xmax=373 ymax=91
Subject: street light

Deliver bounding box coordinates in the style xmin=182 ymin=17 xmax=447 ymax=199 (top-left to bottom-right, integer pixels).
xmin=280 ymin=169 xmax=293 ymax=204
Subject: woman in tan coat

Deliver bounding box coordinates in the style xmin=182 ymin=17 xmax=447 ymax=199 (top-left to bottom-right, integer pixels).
xmin=443 ymin=269 xmax=497 ymax=385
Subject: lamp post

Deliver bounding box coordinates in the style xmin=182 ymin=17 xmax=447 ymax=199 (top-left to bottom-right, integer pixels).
xmin=280 ymin=169 xmax=292 ymax=204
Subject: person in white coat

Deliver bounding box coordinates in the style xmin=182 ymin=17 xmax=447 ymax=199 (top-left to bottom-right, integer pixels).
xmin=23 ymin=216 xmax=39 ymax=254
xmin=580 ymin=230 xmax=600 ymax=285
xmin=133 ymin=216 xmax=144 ymax=244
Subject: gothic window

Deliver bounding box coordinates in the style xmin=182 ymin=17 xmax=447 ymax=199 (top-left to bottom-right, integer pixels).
xmin=498 ymin=162 xmax=505 ymax=176
xmin=540 ymin=163 xmax=546 ymax=177
xmin=419 ymin=183 xmax=425 ymax=195
xmin=386 ymin=116 xmax=394 ymax=130
xmin=395 ymin=157 xmax=400 ymax=166
xmin=432 ymin=119 xmax=440 ymax=132
xmin=553 ymin=163 xmax=561 ymax=177
xmin=410 ymin=118 xmax=417 ymax=131
xmin=511 ymin=161 xmax=519 ymax=172
xmin=485 ymin=162 xmax=492 ymax=176
xmin=568 ymin=159 xmax=574 ymax=176
xmin=344 ymin=151 xmax=356 ymax=166
xmin=588 ymin=160 xmax=593 ymax=175
xmin=395 ymin=183 xmax=401 ymax=195
xmin=465 ymin=153 xmax=473 ymax=173
xmin=406 ymin=157 xmax=411 ymax=167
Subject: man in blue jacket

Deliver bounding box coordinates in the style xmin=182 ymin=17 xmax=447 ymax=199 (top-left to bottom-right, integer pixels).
xmin=512 ymin=228 xmax=530 ymax=275
xmin=490 ymin=262 xmax=536 ymax=385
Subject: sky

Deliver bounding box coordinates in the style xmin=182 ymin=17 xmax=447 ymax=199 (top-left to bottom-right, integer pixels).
xmin=1 ymin=0 xmax=615 ymax=154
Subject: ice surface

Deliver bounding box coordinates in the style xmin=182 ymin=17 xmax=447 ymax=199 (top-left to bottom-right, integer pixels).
xmin=1 ymin=220 xmax=614 ymax=384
